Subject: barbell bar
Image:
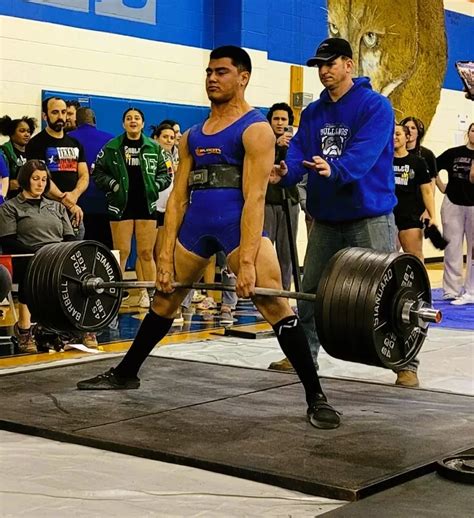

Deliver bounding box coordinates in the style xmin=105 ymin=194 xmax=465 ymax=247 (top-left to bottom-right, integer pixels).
xmin=24 ymin=240 xmax=442 ymax=370
xmin=85 ymin=278 xmax=441 ymax=326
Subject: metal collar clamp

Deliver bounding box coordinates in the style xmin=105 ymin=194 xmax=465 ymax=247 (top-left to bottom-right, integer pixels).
xmin=189 ymin=164 xmax=242 ymax=190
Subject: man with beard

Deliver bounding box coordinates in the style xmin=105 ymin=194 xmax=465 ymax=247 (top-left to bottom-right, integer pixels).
xmin=77 ymin=46 xmax=341 ymax=430
xmin=26 ymin=97 xmax=87 ymax=231
xmin=65 ymin=100 xmax=81 ymax=132
xmin=26 ymin=98 xmax=94 ymax=348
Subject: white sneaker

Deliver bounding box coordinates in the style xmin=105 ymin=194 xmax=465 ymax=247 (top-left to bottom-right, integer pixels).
xmin=442 ymin=293 xmax=458 ymax=301
xmin=172 ymin=310 xmax=184 ymax=325
xmin=138 ymin=290 xmax=150 ymax=308
xmin=451 ymin=293 xmax=474 ymax=306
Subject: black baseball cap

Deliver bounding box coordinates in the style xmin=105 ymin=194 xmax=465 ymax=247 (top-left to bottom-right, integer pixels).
xmin=306 ymin=38 xmax=353 ymax=67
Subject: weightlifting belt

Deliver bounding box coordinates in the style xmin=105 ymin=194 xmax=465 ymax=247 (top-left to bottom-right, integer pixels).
xmin=189 ymin=164 xmax=242 ymax=190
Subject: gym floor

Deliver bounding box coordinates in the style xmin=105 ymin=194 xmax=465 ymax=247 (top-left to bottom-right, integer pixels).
xmin=0 ymin=264 xmax=473 ymax=517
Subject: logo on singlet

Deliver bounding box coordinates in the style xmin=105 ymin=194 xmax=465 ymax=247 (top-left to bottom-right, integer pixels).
xmin=195 ymin=147 xmax=222 ymax=157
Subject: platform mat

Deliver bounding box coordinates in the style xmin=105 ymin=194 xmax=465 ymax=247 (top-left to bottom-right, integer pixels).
xmin=323 ymin=456 xmax=474 ymax=517
xmin=0 ymin=358 xmax=473 ymax=501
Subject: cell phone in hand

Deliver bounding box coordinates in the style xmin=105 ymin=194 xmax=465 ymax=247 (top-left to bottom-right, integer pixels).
xmin=455 ymin=61 xmax=474 ymax=100
xmin=284 ymin=126 xmax=294 ymax=136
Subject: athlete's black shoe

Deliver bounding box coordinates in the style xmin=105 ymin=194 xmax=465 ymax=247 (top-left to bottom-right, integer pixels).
xmin=77 ymin=368 xmax=140 ymax=390
xmin=307 ymin=394 xmax=341 ymax=429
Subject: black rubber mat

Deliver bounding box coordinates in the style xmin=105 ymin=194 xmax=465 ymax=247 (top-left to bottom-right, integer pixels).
xmin=1 ymin=357 xmax=473 ymax=501
xmin=323 ymin=460 xmax=474 ymax=517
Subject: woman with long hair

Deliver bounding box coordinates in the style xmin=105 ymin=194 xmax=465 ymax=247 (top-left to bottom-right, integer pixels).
xmin=392 ymin=124 xmax=436 ymax=261
xmin=92 ymin=108 xmax=171 ymax=308
xmin=0 ymin=115 xmax=37 ymax=198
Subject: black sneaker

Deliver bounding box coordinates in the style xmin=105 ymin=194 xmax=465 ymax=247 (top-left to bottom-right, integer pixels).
xmin=77 ymin=368 xmax=140 ymax=390
xmin=307 ymin=394 xmax=341 ymax=429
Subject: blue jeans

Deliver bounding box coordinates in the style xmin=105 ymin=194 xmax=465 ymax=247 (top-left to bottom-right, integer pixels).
xmin=298 ymin=214 xmax=418 ymax=373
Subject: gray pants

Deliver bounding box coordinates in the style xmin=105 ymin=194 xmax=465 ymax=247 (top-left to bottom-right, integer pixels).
xmin=264 ymin=202 xmax=300 ymax=291
xmin=441 ymin=196 xmax=474 ymax=296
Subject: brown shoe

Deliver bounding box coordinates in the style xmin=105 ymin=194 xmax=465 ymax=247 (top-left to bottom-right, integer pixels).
xmin=395 ymin=370 xmax=420 ymax=388
xmin=13 ymin=323 xmax=37 ymax=354
xmin=268 ymin=357 xmax=295 ymax=372
xmin=83 ymin=332 xmax=99 ymax=349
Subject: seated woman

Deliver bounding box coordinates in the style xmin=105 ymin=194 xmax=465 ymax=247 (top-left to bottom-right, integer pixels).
xmin=0 ymin=160 xmax=77 ymax=353
xmin=393 ymin=124 xmax=437 ymax=261
xmin=92 ymin=108 xmax=171 ymax=309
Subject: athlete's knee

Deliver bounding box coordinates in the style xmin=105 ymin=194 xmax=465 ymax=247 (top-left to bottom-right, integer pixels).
xmin=137 ymin=247 xmax=154 ymax=262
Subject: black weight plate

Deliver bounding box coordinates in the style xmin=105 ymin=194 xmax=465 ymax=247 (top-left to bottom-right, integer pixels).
xmin=331 ymin=248 xmax=380 ymax=361
xmin=350 ymin=250 xmax=390 ymax=366
xmin=365 ymin=253 xmax=430 ymax=369
xmin=54 ymin=241 xmax=122 ymax=332
xmin=367 ymin=254 xmax=428 ymax=369
xmin=315 ymin=249 xmax=346 ymax=350
xmin=437 ymin=455 xmax=474 ymax=485
xmin=326 ymin=248 xmax=369 ymax=360
xmin=314 ymin=249 xmax=360 ymax=357
xmin=322 ymin=248 xmax=360 ymax=350
xmin=51 ymin=241 xmax=88 ymax=331
xmin=35 ymin=242 xmax=69 ymax=332
xmin=53 ymin=240 xmax=101 ymax=331
xmin=24 ymin=246 xmax=44 ymax=317
xmin=50 ymin=242 xmax=81 ymax=332
xmin=359 ymin=251 xmax=399 ymax=367
xmin=82 ymin=241 xmax=123 ymax=330
xmin=343 ymin=250 xmax=382 ymax=359
xmin=28 ymin=243 xmax=64 ymax=331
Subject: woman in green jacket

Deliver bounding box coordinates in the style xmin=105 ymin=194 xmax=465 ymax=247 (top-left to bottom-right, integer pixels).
xmin=0 ymin=115 xmax=37 ymax=198
xmin=92 ymin=108 xmax=171 ymax=308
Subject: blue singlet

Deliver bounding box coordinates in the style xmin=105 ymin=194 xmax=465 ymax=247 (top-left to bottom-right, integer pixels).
xmin=178 ymin=109 xmax=267 ymax=258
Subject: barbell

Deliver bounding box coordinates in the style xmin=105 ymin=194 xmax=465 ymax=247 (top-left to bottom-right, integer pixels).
xmin=24 ymin=240 xmax=442 ymax=370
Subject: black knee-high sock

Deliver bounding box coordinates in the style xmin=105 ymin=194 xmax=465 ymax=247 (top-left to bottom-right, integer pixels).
xmin=115 ymin=310 xmax=173 ymax=378
xmin=272 ymin=315 xmax=324 ymax=407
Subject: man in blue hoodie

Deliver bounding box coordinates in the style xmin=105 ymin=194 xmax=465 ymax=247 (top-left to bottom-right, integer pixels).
xmin=271 ymin=38 xmax=418 ymax=387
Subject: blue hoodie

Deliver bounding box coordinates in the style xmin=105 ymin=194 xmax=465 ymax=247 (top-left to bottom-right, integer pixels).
xmin=280 ymin=77 xmax=396 ymax=222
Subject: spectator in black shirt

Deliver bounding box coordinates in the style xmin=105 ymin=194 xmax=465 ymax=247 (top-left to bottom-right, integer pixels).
xmin=435 ymin=122 xmax=474 ymax=305
xmin=393 ymin=124 xmax=436 ymax=261
xmin=0 ymin=115 xmax=36 ymax=198
xmin=26 ymin=97 xmax=86 ymax=234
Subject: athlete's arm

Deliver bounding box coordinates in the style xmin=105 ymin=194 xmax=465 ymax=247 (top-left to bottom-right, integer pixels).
xmin=238 ymin=122 xmax=275 ymax=297
xmin=157 ymin=130 xmax=193 ymax=292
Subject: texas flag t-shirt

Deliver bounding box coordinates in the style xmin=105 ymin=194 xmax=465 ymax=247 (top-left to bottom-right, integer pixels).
xmin=26 ymin=131 xmax=86 ymax=193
